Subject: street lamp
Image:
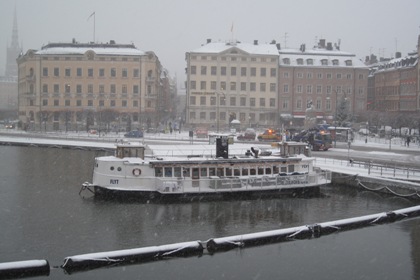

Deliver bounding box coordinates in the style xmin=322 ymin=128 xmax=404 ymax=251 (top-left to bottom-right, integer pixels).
xmin=215 ymin=91 xmax=225 ymax=133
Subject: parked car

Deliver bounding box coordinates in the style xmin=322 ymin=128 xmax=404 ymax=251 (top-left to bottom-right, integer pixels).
xmin=124 ymin=130 xmax=143 ymax=138
xmin=237 ymin=128 xmax=256 ymax=141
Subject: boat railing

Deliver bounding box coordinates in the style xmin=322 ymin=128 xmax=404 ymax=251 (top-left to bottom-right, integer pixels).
xmin=154 ymin=171 xmax=331 ymax=194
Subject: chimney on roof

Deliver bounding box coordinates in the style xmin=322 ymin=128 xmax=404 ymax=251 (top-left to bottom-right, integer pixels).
xmin=72 ymin=38 xmax=76 ymax=44
xmin=276 ymin=43 xmax=281 ymax=50
xmin=395 ymin=52 xmax=401 ymax=58
xmin=110 ymin=40 xmax=115 ymax=44
xmin=254 ymin=40 xmax=258 ymax=45
xmin=207 ymin=38 xmax=211 ymax=44
xmin=327 ymin=42 xmax=333 ymax=50
xmin=319 ymin=39 xmax=326 ymax=48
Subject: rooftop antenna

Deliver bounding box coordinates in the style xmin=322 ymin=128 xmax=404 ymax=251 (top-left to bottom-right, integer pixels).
xmin=87 ymin=12 xmax=96 ymax=42
xmin=283 ymin=32 xmax=288 ymax=48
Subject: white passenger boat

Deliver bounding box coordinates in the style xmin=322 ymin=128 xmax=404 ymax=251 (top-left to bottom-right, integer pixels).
xmin=81 ymin=138 xmax=331 ymax=201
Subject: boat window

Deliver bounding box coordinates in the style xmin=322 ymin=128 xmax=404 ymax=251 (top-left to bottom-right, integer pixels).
xmin=242 ymin=168 xmax=248 ymax=176
xmin=250 ymin=168 xmax=256 ymax=175
xmin=265 ymin=167 xmax=272 ymax=174
xmin=174 ymin=167 xmax=182 ymax=177
xmin=258 ymin=167 xmax=264 ymax=175
xmin=217 ymin=168 xmax=224 ymax=177
xmin=183 ymin=167 xmax=190 ymax=177
xmin=209 ymin=167 xmax=216 ymax=176
xmin=155 ymin=167 xmax=163 ymax=177
xmin=281 ymin=166 xmax=287 ymax=173
xmin=200 ymin=168 xmax=207 ymax=177
xmin=234 ymin=168 xmax=241 ymax=176
xmin=117 ymin=167 xmax=122 ymax=171
xmin=288 ymin=165 xmax=295 ymax=172
xmin=273 ymin=166 xmax=279 ymax=174
xmin=226 ymin=168 xmax=232 ymax=176
xmin=164 ymin=167 xmax=172 ymax=177
xmin=110 ymin=166 xmax=114 ymax=171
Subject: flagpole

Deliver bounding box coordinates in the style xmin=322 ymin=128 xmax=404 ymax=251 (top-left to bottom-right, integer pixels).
xmin=93 ymin=12 xmax=96 ymax=42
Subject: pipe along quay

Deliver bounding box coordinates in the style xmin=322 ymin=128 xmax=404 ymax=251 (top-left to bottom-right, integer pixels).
xmin=1 ymin=205 xmax=420 ymax=277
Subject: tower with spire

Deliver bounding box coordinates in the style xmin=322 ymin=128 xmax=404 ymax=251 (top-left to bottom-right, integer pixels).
xmin=5 ymin=6 xmax=21 ymax=77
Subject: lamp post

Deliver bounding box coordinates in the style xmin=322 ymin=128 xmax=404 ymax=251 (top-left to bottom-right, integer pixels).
xmin=334 ymin=90 xmax=338 ymax=148
xmin=216 ymin=91 xmax=225 ymax=133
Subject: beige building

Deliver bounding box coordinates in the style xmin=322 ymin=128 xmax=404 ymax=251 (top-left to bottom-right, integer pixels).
xmin=185 ymin=39 xmax=280 ymax=131
xmin=17 ymin=40 xmax=165 ymax=131
xmin=278 ymin=39 xmax=369 ymax=128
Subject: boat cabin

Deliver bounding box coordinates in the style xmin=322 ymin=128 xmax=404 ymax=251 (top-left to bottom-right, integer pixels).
xmin=115 ymin=144 xmax=145 ymax=159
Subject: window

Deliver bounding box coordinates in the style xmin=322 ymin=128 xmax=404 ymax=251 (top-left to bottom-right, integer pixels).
xmin=54 ymin=67 xmax=59 ymax=77
xmin=43 ymin=67 xmax=48 ymax=76
xmin=250 ymin=67 xmax=256 ymax=76
xmin=133 ymin=85 xmax=139 ymax=94
xmin=260 ymin=68 xmax=266 ymax=77
xmin=270 ymin=98 xmax=275 ymax=107
xmin=283 ymin=84 xmax=289 ymax=93
xmin=220 ymin=82 xmax=226 ymax=90
xmin=201 ymin=66 xmax=207 ymax=75
xmin=283 ymin=72 xmax=289 ymax=78
xmin=88 ymin=84 xmax=93 ymax=93
xmin=346 ymin=74 xmax=352 ymax=80
xmin=42 ymin=84 xmax=48 ymax=93
xmin=321 ymin=59 xmax=328 ymax=66
xmin=190 ymin=96 xmax=196 ymax=105
xmin=270 ymin=83 xmax=276 ymax=92
xmin=99 ymin=68 xmax=105 ymax=77
xmin=77 ymin=68 xmax=82 ymax=77
xmin=240 ymin=97 xmax=246 ymax=106
xmin=133 ymin=69 xmax=140 ymax=77
xmin=111 ymin=68 xmax=116 ymax=77
xmin=88 ymin=100 xmax=93 ymax=106
xmin=110 ymin=84 xmax=116 ymax=94
xmin=358 ymin=74 xmax=364 ymax=79
xmin=200 ymin=96 xmax=206 ymax=105
xmin=221 ymin=67 xmax=226 ymax=76
xmin=77 ymin=100 xmax=82 ymax=107
xmin=297 ymin=72 xmax=303 ymax=78
xmin=336 ymin=73 xmax=342 ymax=79
xmin=326 ymin=85 xmax=332 ymax=94
xmin=307 ymin=85 xmax=312 ymax=93
xmin=122 ymin=100 xmax=127 ymax=107
xmin=54 ymin=84 xmax=59 ymax=93
xmin=231 ymin=67 xmax=236 ymax=76
xmin=307 ymin=73 xmax=313 ymax=79
xmin=250 ymin=98 xmax=255 ymax=107
xmin=210 ymin=81 xmax=216 ymax=90
xmin=42 ymin=99 xmax=48 ymax=106
xmin=122 ymin=85 xmax=127 ymax=94
xmin=283 ymin=58 xmax=290 ymax=65
xmin=99 ymin=85 xmax=104 ymax=93
xmin=190 ymin=81 xmax=196 ymax=90
xmin=200 ymin=112 xmax=206 ymax=120
xmin=345 ymin=60 xmax=352 ymax=66
xmin=230 ymin=82 xmax=236 ymax=91
xmin=316 ymin=85 xmax=322 ymax=94
xmin=88 ymin=68 xmax=93 ymax=77
xmin=241 ymin=67 xmax=246 ymax=76
xmin=230 ymin=97 xmax=236 ymax=106
xmin=190 ymin=66 xmax=196 ymax=75
xmin=297 ymin=85 xmax=302 ymax=93
xmin=260 ymin=98 xmax=265 ymax=107
xmin=65 ymin=84 xmax=71 ymax=93
xmin=260 ymin=83 xmax=266 ymax=92
xmin=307 ymin=59 xmax=313 ymax=65
xmin=210 ymin=96 xmax=216 ymax=106
xmin=65 ymin=68 xmax=71 ymax=77
xmin=297 ymin=58 xmax=304 ymax=65
xmin=250 ymin=82 xmax=256 ymax=91
xmin=211 ymin=66 xmax=217 ymax=75
xmin=326 ymin=73 xmax=332 ymax=79
xmin=317 ymin=73 xmax=323 ymax=79
xmin=282 ymin=99 xmax=289 ymax=109
xmin=122 ymin=68 xmax=128 ymax=78
xmin=296 ymin=99 xmax=302 ymax=109
xmin=270 ymin=68 xmax=276 ymax=77
xmin=54 ymin=99 xmax=59 ymax=106
xmin=240 ymin=82 xmax=246 ymax=91
xmin=65 ymin=100 xmax=70 ymax=106
xmin=332 ymin=59 xmax=339 ymax=65
xmin=77 ymin=85 xmax=82 ymax=93
xmin=316 ymin=99 xmax=321 ymax=110
xmin=200 ymin=81 xmax=206 ymax=90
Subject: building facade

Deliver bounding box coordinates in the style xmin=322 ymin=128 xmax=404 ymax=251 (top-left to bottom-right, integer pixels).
xmin=17 ymin=40 xmax=168 ymax=131
xmin=278 ymin=39 xmax=369 ymax=128
xmin=185 ymin=39 xmax=280 ymax=131
xmin=367 ymin=52 xmax=419 ymax=114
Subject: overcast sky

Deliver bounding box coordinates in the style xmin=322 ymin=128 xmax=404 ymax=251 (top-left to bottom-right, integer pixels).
xmin=1 ymin=0 xmax=419 ymax=89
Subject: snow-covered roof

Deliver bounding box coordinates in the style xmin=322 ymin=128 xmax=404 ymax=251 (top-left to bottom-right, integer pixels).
xmin=35 ymin=42 xmax=146 ymax=56
xmin=190 ymin=41 xmax=279 ymax=56
xmin=370 ymin=54 xmax=418 ymax=74
xmin=279 ymin=48 xmax=367 ymax=68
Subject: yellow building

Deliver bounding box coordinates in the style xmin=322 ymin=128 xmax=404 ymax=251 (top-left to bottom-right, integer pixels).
xmin=17 ymin=40 xmax=165 ymax=131
xmin=185 ymin=39 xmax=280 ymax=131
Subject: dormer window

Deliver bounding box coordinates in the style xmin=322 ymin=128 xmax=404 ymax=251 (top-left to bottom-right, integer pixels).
xmin=283 ymin=58 xmax=290 ymax=65
xmin=297 ymin=58 xmax=303 ymax=65
xmin=332 ymin=59 xmax=339 ymax=65
xmin=321 ymin=59 xmax=328 ymax=66
xmin=306 ymin=59 xmax=313 ymax=65
xmin=345 ymin=60 xmax=352 ymax=66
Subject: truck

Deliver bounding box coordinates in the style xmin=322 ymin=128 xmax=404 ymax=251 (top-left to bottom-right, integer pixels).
xmin=257 ymin=129 xmax=282 ymax=142
xmin=292 ymin=126 xmax=332 ymax=151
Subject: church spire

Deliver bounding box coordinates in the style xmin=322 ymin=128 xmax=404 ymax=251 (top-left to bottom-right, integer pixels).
xmin=5 ymin=5 xmax=21 ymax=77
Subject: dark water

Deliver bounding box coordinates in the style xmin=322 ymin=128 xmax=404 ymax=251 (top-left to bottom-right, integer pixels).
xmin=1 ymin=146 xmax=420 ymax=279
